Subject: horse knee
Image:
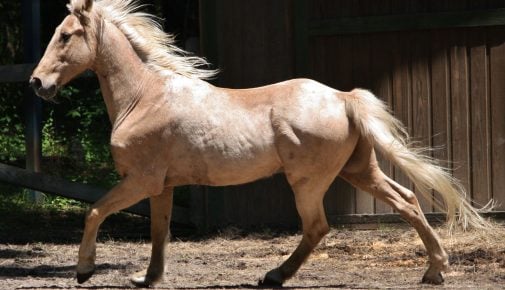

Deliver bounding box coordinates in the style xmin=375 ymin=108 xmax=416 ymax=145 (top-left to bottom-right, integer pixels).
xmin=85 ymin=208 xmax=102 ymax=225
xmin=304 ymin=222 xmax=329 ymax=245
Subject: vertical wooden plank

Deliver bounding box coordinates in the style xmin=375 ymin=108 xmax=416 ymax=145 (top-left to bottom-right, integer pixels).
xmin=487 ymin=0 xmax=505 ymax=9
xmin=390 ymin=0 xmax=413 ymax=192
xmin=293 ymin=0 xmax=309 ymax=77
xmin=370 ymin=31 xmax=394 ymax=214
xmin=330 ymin=33 xmax=357 ymax=215
xmin=488 ymin=0 xmax=505 ymax=218
xmin=428 ymin=0 xmax=449 ymax=12
xmin=366 ymin=0 xmax=393 ymax=214
xmin=469 ymin=28 xmax=492 ymax=207
xmin=489 ymin=27 xmax=505 ymax=211
xmin=215 ymin=0 xmax=242 ymax=87
xmin=430 ymin=30 xmax=451 ymax=212
xmin=411 ymin=30 xmax=433 ymax=212
xmin=351 ymin=0 xmax=374 ymax=214
xmin=391 ymin=34 xmax=413 ymax=191
xmin=199 ymin=0 xmax=220 ymax=77
xmin=449 ymin=30 xmax=471 ymax=201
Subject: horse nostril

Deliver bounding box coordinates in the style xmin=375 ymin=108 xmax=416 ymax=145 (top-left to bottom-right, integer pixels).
xmin=29 ymin=77 xmax=42 ymax=91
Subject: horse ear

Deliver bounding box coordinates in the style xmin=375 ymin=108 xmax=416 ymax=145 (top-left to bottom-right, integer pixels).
xmin=68 ymin=0 xmax=93 ymax=13
xmin=83 ymin=0 xmax=93 ymax=12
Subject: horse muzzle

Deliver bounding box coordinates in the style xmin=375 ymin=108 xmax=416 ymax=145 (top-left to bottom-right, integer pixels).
xmin=29 ymin=76 xmax=57 ymax=100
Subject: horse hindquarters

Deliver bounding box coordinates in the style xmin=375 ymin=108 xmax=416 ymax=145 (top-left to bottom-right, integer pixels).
xmin=260 ymin=112 xmax=359 ymax=286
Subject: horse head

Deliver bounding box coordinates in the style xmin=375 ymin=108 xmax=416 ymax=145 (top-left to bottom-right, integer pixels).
xmin=30 ymin=0 xmax=97 ymax=100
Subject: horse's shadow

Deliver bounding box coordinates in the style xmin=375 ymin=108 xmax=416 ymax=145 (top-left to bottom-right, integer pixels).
xmin=27 ymin=284 xmax=352 ymax=290
xmin=0 ymin=261 xmax=125 ymax=279
xmin=1 ymin=249 xmax=351 ymax=290
xmin=168 ymin=284 xmax=351 ymax=290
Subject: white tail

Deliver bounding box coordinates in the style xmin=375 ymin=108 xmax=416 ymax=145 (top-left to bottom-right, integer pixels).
xmin=345 ymin=89 xmax=493 ymax=231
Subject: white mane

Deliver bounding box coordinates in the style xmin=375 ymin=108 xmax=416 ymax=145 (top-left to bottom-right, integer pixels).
xmin=69 ymin=0 xmax=217 ymax=80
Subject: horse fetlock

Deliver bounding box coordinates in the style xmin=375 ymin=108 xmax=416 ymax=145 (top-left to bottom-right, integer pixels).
xmin=430 ymin=251 xmax=449 ymax=272
xmin=76 ymin=256 xmax=95 ymax=272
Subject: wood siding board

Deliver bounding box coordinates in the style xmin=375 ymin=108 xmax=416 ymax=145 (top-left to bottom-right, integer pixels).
xmin=334 ymin=35 xmax=357 ymax=215
xmin=294 ymin=0 xmax=309 ymax=77
xmin=411 ymin=30 xmax=433 ymax=212
xmin=391 ymin=32 xmax=413 ymax=191
xmin=469 ymin=28 xmax=492 ymax=206
xmin=309 ymin=8 xmax=505 ymax=36
xmin=370 ymin=32 xmax=394 ymax=214
xmin=308 ymin=36 xmax=324 ymax=84
xmin=351 ymin=13 xmax=374 ymax=215
xmin=488 ymin=0 xmax=505 ymax=9
xmin=489 ymin=27 xmax=505 ymax=210
xmin=368 ymin=1 xmax=393 ymax=214
xmin=449 ymin=30 xmax=472 ymax=199
xmin=0 ymin=63 xmax=35 ymax=83
xmin=428 ymin=0 xmax=449 ymax=13
xmin=309 ymin=0 xmax=353 ymax=20
xmin=326 ymin=179 xmax=356 ymax=215
xmin=430 ymin=30 xmax=451 ymax=212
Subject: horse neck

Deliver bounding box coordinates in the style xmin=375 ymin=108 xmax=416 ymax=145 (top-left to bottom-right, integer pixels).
xmin=92 ymin=20 xmax=159 ymax=126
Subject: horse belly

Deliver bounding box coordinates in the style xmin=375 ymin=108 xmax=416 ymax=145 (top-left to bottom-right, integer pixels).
xmin=165 ymin=126 xmax=282 ymax=186
xmin=207 ymin=148 xmax=282 ymax=185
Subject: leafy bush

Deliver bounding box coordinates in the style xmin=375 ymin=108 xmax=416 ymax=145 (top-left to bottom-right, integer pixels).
xmin=0 ymin=0 xmax=189 ymax=211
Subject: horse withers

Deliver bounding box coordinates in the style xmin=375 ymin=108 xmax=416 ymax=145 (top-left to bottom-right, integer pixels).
xmin=30 ymin=0 xmax=493 ymax=287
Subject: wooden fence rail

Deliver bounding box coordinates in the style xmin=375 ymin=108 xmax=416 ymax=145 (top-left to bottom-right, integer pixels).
xmin=0 ymin=63 xmax=35 ymax=83
xmin=0 ymin=162 xmax=190 ymax=224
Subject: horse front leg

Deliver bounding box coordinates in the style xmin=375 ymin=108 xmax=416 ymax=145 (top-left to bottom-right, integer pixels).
xmin=131 ymin=186 xmax=173 ymax=287
xmin=76 ymin=175 xmax=161 ymax=284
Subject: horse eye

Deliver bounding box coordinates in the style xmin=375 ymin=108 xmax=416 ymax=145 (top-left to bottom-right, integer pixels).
xmin=60 ymin=32 xmax=71 ymax=44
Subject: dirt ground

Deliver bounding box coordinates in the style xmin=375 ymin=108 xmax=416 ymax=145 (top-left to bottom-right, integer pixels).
xmin=1 ymin=211 xmax=504 ymax=290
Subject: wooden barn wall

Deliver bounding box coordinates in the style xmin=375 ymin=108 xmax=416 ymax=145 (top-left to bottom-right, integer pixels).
xmin=198 ymin=0 xmax=505 ymax=229
xmin=198 ymin=0 xmax=300 ymax=228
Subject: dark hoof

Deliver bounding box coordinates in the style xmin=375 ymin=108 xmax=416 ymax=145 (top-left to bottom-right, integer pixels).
xmin=76 ymin=270 xmax=95 ymax=284
xmin=258 ymin=276 xmax=283 ymax=288
xmin=421 ymin=272 xmax=444 ymax=285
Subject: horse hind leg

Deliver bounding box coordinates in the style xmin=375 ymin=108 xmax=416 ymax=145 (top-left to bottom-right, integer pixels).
xmin=260 ymin=171 xmax=332 ymax=287
xmin=259 ymin=137 xmax=354 ymax=286
xmin=261 ymin=110 xmax=359 ymax=286
xmin=340 ymin=155 xmax=448 ymax=285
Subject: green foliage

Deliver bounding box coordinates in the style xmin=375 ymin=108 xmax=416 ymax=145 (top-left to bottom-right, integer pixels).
xmin=0 ymin=0 xmax=119 ymax=210
xmin=0 ymin=1 xmax=25 ymax=164
xmin=0 ymin=84 xmax=26 ymax=162
xmin=40 ymin=78 xmax=119 ymax=188
xmin=0 ymin=1 xmax=22 ymax=64
xmin=0 ymin=0 xmax=185 ymax=212
xmin=0 ymin=189 xmax=85 ymax=212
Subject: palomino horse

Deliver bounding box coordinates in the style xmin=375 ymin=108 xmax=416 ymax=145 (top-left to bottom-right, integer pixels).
xmin=30 ymin=0 xmax=491 ymax=287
